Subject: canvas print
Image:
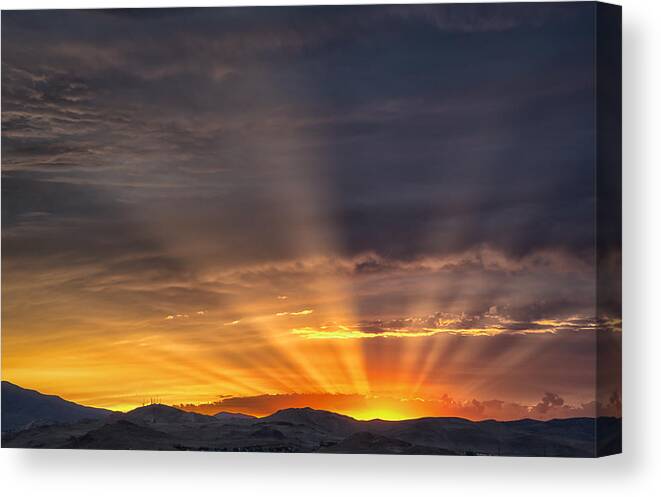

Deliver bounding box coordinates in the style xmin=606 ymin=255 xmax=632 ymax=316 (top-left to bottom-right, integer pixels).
xmin=1 ymin=2 xmax=621 ymax=456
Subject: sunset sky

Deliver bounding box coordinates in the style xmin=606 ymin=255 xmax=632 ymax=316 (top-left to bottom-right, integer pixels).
xmin=1 ymin=4 xmax=621 ymax=421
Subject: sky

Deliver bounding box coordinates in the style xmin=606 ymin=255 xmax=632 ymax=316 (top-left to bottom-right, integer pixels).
xmin=1 ymin=4 xmax=621 ymax=420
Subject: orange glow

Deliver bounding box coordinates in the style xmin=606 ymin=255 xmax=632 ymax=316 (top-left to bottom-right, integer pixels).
xmin=343 ymin=398 xmax=421 ymax=421
xmin=2 ymin=246 xmax=603 ymax=418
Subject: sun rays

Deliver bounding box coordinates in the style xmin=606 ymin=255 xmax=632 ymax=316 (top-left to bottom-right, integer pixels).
xmin=0 ymin=5 xmax=615 ymax=420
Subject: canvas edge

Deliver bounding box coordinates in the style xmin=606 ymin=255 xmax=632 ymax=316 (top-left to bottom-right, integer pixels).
xmin=595 ymin=0 xmax=622 ymax=458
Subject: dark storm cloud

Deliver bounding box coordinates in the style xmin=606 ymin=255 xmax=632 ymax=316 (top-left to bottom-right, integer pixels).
xmin=2 ymin=4 xmax=600 ymax=325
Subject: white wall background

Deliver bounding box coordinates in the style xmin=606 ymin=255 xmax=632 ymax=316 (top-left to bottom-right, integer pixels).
xmin=1 ymin=0 xmax=658 ymax=495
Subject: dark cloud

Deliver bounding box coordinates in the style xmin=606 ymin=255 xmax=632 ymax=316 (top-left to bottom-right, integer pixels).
xmin=532 ymin=392 xmax=565 ymax=414
xmin=2 ymin=4 xmax=597 ymax=267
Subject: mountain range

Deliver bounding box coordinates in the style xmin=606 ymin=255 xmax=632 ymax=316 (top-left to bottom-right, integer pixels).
xmin=1 ymin=381 xmax=112 ymax=432
xmin=1 ymin=381 xmax=621 ymax=456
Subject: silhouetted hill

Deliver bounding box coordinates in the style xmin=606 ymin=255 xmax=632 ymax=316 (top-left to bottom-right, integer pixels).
xmin=214 ymin=411 xmax=257 ymax=423
xmin=1 ymin=381 xmax=112 ymax=433
xmin=1 ymin=383 xmax=621 ymax=456
xmin=113 ymin=404 xmax=217 ymax=425
xmin=66 ymin=420 xmax=172 ymax=450
xmin=261 ymin=407 xmax=358 ymax=437
xmin=318 ymin=431 xmax=458 ymax=455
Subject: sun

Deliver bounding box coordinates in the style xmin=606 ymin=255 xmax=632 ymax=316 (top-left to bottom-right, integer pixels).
xmin=344 ymin=399 xmax=420 ymax=421
xmin=347 ymin=408 xmax=412 ymax=421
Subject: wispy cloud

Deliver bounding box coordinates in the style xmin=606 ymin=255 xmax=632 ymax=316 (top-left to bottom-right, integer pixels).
xmin=165 ymin=313 xmax=190 ymax=320
xmin=290 ymin=312 xmax=617 ymax=340
xmin=289 ymin=309 xmax=314 ymax=316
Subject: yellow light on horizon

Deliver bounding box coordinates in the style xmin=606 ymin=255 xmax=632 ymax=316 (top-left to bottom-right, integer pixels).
xmin=345 ymin=407 xmax=414 ymax=422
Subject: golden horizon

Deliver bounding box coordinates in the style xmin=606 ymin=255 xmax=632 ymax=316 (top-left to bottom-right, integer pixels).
xmin=2 ymin=378 xmax=601 ymax=422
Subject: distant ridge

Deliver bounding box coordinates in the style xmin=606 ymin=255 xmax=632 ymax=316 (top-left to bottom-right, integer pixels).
xmin=1 ymin=383 xmax=621 ymax=456
xmin=214 ymin=411 xmax=257 ymax=423
xmin=261 ymin=407 xmax=359 ymax=436
xmin=1 ymin=381 xmax=112 ymax=432
xmin=114 ymin=404 xmax=217 ymax=424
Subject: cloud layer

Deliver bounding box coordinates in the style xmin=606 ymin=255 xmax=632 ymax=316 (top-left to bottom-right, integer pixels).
xmin=179 ymin=390 xmax=622 ymax=421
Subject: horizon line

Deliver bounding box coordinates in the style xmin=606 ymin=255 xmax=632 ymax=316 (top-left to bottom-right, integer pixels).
xmin=2 ymin=380 xmax=619 ymax=424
